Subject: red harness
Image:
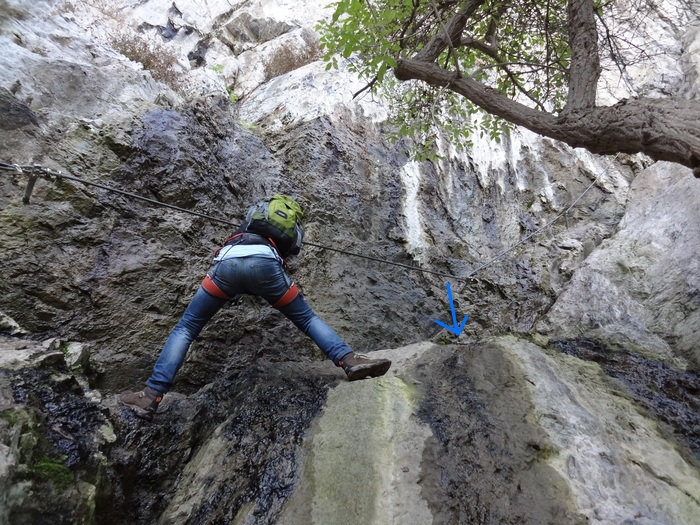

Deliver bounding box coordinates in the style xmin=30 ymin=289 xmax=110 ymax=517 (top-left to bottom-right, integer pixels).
xmin=205 ymin=232 xmax=297 ymax=306
xmin=201 ymin=275 xmax=299 ymax=308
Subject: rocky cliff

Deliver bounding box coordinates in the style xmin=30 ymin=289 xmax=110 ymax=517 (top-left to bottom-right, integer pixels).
xmin=0 ymin=0 xmax=698 ymax=524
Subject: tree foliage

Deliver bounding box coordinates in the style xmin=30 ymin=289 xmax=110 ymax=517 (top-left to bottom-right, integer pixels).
xmin=318 ymin=0 xmax=700 ymax=174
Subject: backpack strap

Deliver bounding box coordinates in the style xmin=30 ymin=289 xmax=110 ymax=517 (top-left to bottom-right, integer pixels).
xmin=223 ymin=232 xmax=289 ymax=265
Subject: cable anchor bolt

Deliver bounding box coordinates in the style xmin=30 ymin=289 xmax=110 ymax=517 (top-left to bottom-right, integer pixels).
xmin=22 ymin=167 xmax=40 ymax=204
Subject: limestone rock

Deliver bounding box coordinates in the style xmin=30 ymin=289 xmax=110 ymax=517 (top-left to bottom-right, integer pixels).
xmin=0 ymin=0 xmax=699 ymax=523
xmin=539 ymin=161 xmax=700 ymax=368
xmin=0 ymin=336 xmax=112 ymax=524
xmin=278 ymin=339 xmax=700 ymax=524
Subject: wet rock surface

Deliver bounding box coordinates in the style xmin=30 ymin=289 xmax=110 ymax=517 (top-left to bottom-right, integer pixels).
xmin=3 ymin=336 xmax=699 ymax=524
xmin=0 ymin=333 xmax=343 ymax=525
xmin=0 ymin=337 xmax=113 ymax=525
xmin=415 ymin=342 xmax=586 ymax=525
xmin=504 ymin=336 xmax=700 ymax=524
xmin=107 ymin=360 xmax=341 ymax=525
xmin=280 ymin=339 xmax=700 ymax=524
xmin=278 ymin=343 xmax=436 ymax=525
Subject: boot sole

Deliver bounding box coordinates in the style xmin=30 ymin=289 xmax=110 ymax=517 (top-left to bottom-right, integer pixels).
xmin=346 ymin=360 xmax=392 ymax=381
xmin=118 ymin=398 xmax=155 ymax=421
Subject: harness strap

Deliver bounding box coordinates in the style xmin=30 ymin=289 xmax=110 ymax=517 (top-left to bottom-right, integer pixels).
xmin=204 ymin=274 xmax=298 ymax=307
xmin=201 ymin=274 xmax=231 ymax=299
xmin=272 ymin=283 xmax=299 ymax=309
xmin=223 ymin=232 xmax=246 ymax=246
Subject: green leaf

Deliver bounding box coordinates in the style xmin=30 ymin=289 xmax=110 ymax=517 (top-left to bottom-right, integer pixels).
xmin=316 ymin=0 xmax=573 ymax=158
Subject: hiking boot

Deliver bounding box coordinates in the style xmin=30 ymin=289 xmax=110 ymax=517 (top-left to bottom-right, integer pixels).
xmin=119 ymin=386 xmax=163 ymax=421
xmin=338 ymin=352 xmax=392 ymax=381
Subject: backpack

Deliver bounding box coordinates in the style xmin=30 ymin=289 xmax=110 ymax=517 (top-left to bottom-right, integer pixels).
xmin=240 ymin=194 xmax=305 ymax=257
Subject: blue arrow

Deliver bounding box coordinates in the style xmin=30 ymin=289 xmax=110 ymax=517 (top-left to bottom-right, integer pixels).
xmin=434 ymin=283 xmax=468 ymax=336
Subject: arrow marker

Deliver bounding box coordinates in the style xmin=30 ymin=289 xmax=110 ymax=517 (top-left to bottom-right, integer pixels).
xmin=434 ymin=283 xmax=468 ymax=337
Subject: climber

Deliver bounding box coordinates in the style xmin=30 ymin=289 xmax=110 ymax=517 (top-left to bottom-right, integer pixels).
xmin=119 ymin=194 xmax=391 ymax=421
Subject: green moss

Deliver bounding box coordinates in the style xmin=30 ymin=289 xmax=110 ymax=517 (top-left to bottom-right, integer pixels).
xmin=31 ymin=457 xmax=74 ymax=490
xmin=0 ymin=407 xmax=29 ymax=428
xmin=529 ymin=333 xmax=550 ymax=348
xmin=0 ymin=410 xmax=19 ymax=427
xmin=239 ymin=119 xmax=257 ymax=130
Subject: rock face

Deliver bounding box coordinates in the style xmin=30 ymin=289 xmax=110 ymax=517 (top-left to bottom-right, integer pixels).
xmin=539 ymin=161 xmax=700 ymax=368
xmin=0 ymin=0 xmax=699 ymax=524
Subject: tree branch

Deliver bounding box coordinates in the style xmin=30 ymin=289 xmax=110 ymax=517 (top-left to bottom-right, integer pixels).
xmin=415 ymin=0 xmax=487 ymax=62
xmin=460 ymin=37 xmax=547 ymax=111
xmin=429 ymin=0 xmax=462 ymax=77
xmin=395 ymin=57 xmax=700 ymax=174
xmin=353 ymin=77 xmax=378 ymax=99
xmin=459 ymin=36 xmax=498 ymax=56
xmin=566 ymin=0 xmax=601 ymax=109
xmin=398 ymin=1 xmax=421 ymax=50
xmin=396 ymin=58 xmax=553 ymax=126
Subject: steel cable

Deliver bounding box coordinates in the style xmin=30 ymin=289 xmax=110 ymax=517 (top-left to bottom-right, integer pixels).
xmin=1 ymin=159 xmax=615 ymax=284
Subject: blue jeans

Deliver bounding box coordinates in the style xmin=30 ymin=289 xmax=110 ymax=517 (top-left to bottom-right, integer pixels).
xmin=146 ymin=256 xmax=353 ymax=393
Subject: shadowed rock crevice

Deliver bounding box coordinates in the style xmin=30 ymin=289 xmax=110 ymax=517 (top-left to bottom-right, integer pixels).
xmin=0 ymin=88 xmax=40 ymax=131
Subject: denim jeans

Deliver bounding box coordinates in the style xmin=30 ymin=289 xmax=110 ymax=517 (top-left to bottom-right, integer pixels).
xmin=146 ymin=255 xmax=353 ymax=393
